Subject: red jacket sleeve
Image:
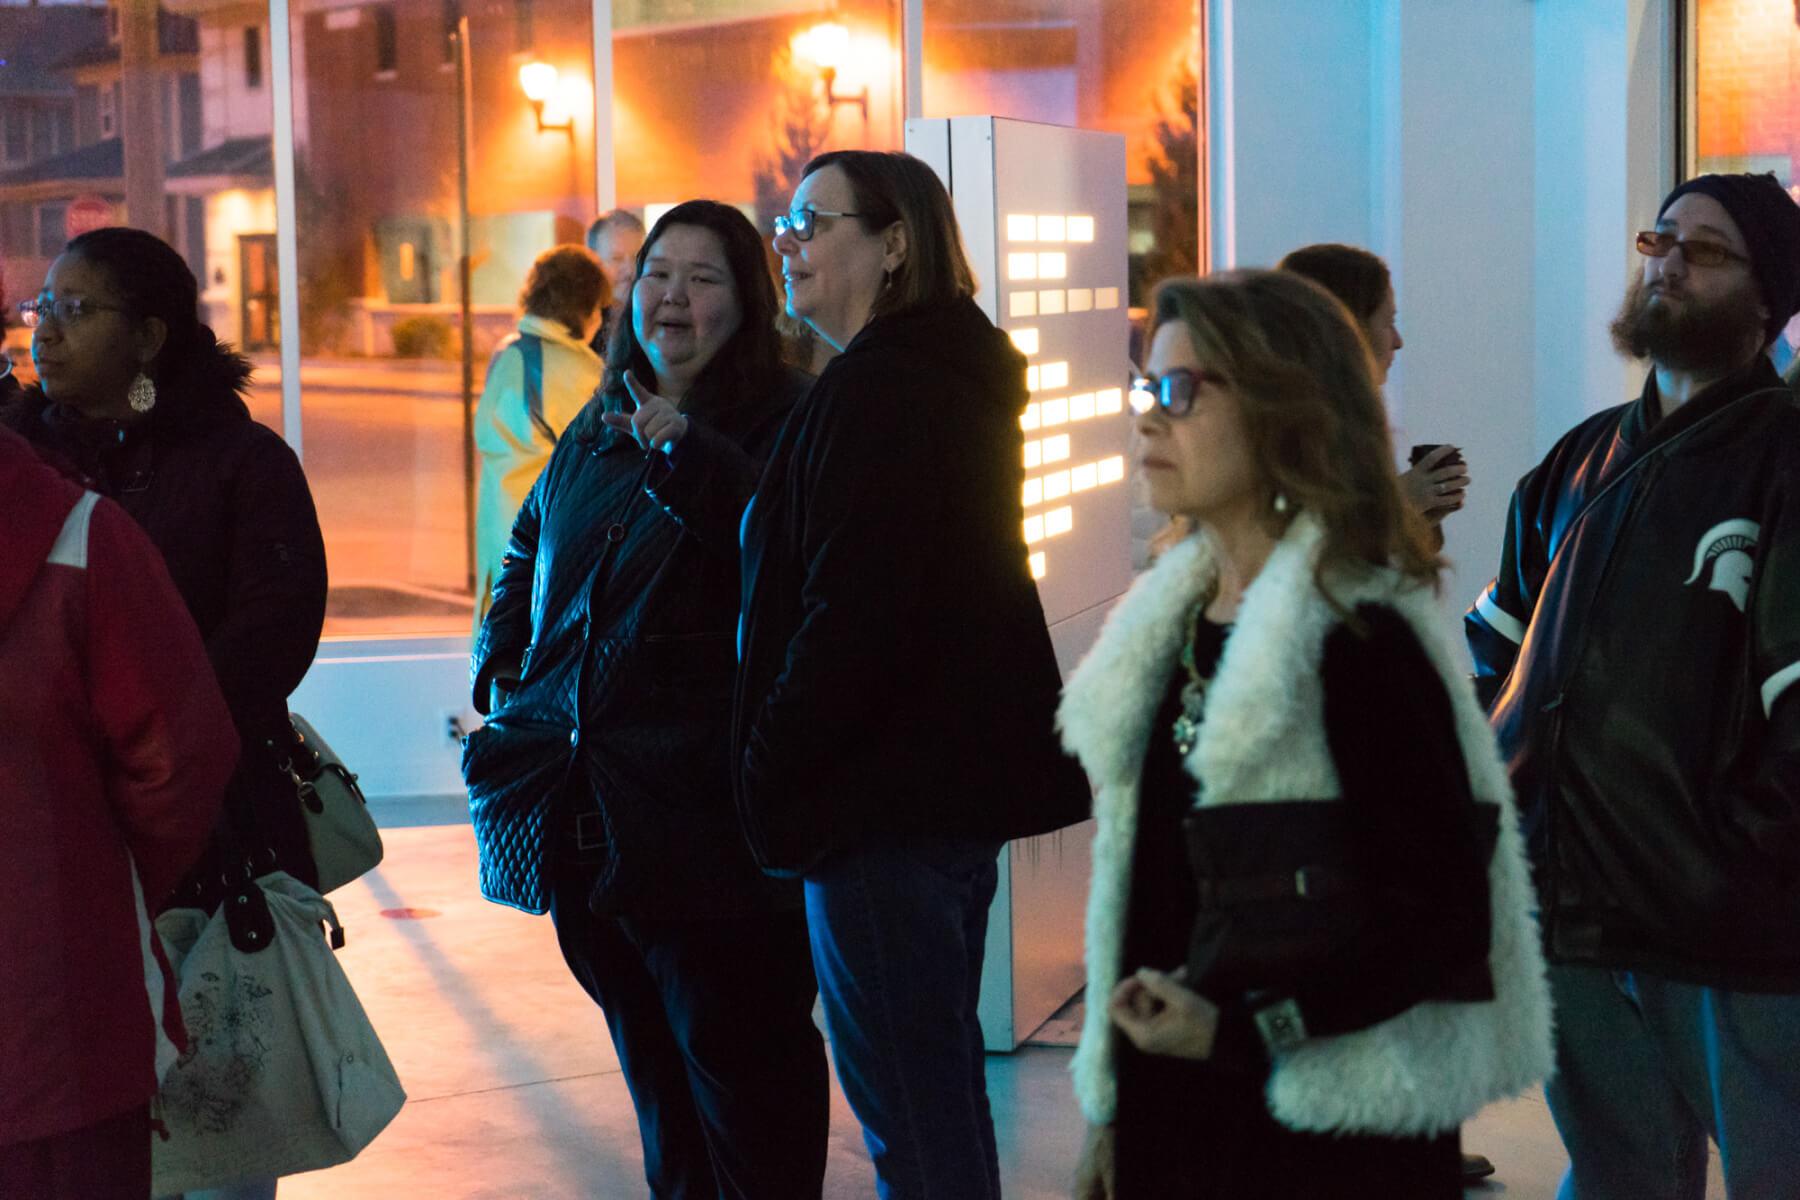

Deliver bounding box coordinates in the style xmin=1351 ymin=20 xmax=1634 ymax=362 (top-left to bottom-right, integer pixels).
xmin=84 ymin=497 xmax=237 ymax=905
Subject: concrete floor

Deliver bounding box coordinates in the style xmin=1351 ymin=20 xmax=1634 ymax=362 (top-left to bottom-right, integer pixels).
xmin=278 ymin=806 xmax=1725 ymax=1200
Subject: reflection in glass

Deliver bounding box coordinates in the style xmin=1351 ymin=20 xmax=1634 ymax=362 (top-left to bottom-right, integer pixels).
xmin=290 ymin=0 xmax=596 ymax=634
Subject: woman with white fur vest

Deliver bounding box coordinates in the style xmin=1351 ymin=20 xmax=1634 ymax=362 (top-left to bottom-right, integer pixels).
xmin=1063 ymin=272 xmax=1553 ymax=1199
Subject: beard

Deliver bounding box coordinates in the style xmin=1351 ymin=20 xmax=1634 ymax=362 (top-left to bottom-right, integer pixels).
xmin=1609 ymin=273 xmax=1765 ymax=374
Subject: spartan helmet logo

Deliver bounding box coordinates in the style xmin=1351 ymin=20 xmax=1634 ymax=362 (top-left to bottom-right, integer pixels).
xmin=1682 ymin=518 xmax=1760 ymax=613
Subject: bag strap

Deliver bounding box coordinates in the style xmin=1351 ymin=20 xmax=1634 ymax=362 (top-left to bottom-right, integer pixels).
xmin=519 ymin=334 xmax=557 ymax=447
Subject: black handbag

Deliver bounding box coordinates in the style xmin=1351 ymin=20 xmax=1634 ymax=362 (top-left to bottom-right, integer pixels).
xmin=462 ymin=707 xmax=580 ymax=914
xmin=1181 ymin=801 xmax=1373 ymax=995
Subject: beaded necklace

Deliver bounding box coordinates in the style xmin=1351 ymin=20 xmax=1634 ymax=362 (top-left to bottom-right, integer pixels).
xmin=1171 ymin=595 xmax=1217 ymax=756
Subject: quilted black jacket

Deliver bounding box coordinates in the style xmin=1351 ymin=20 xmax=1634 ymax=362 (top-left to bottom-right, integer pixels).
xmin=734 ymin=298 xmax=1092 ymax=875
xmin=1466 ymin=357 xmax=1800 ymax=989
xmin=471 ymin=365 xmax=808 ymax=918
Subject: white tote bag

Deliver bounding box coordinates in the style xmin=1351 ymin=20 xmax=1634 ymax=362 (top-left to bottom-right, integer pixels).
xmin=152 ymin=872 xmax=406 ymax=1195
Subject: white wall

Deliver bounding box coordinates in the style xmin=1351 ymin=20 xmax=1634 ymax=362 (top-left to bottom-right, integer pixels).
xmin=289 ymin=635 xmax=479 ymax=798
xmin=1209 ymin=0 xmax=1676 ymax=654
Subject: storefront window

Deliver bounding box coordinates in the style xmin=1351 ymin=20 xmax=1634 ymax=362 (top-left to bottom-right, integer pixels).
xmin=289 ymin=0 xmax=597 ymax=635
xmin=1691 ymin=0 xmax=1800 ymax=369
xmin=613 ymin=0 xmax=903 ymax=231
xmin=923 ymin=0 xmax=1201 ymax=307
xmin=0 ymin=0 xmax=283 ymax=432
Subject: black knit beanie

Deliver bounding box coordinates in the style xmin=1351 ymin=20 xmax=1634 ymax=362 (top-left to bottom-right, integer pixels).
xmin=1658 ymin=172 xmax=1800 ymax=344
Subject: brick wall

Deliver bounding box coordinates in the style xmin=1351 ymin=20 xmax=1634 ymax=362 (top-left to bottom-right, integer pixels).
xmin=1697 ymin=0 xmax=1800 ymax=173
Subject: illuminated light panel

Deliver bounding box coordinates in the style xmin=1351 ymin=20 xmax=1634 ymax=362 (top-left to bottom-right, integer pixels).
xmin=1045 ymin=505 xmax=1074 ymax=536
xmin=1041 ymin=361 xmax=1070 ymax=390
xmin=1067 ymin=288 xmax=1094 ymax=312
xmin=1095 ymin=387 xmax=1125 ymax=415
xmin=1043 ymin=433 xmax=1071 ymax=463
xmin=1023 ymin=478 xmax=1043 ymax=507
xmin=1010 ymin=327 xmax=1040 ymax=355
xmin=1067 ymin=215 xmax=1095 ymax=242
xmin=1026 ymin=366 xmax=1040 ymax=392
xmin=1037 ymin=215 xmax=1067 ymax=241
xmin=1024 ymin=514 xmax=1046 ymax=544
xmin=1038 ymin=289 xmax=1065 ymax=315
xmin=1009 ymin=291 xmax=1037 ymax=317
xmin=1024 ymin=440 xmax=1042 ymax=469
xmin=1097 ymin=455 xmax=1126 ymax=483
xmin=1037 ymin=252 xmax=1068 ymax=279
xmin=1039 ymin=397 xmax=1068 ymax=426
xmin=1007 ymin=214 xmax=1037 ymax=241
xmin=1020 ymin=402 xmax=1040 ymax=431
xmin=1071 ymin=461 xmax=1099 ymax=491
xmin=1096 ymin=286 xmax=1121 ymax=309
xmin=1070 ymin=393 xmax=1096 ymax=420
xmin=1029 ymin=552 xmax=1047 ymax=580
xmin=1042 ymin=469 xmax=1071 ymax=500
xmin=1008 ymin=253 xmax=1038 ymax=280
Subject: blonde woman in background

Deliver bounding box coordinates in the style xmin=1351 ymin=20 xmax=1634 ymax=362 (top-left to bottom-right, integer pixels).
xmin=473 ymin=245 xmax=609 ymax=624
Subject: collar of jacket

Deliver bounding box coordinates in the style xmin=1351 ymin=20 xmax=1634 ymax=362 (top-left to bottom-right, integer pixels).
xmin=517 ymin=312 xmax=599 ymax=355
xmin=1630 ymin=354 xmax=1787 ymax=451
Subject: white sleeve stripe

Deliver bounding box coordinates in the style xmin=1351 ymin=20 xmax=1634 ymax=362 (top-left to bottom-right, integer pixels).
xmin=1476 ymin=589 xmax=1528 ymax=645
xmin=1763 ymin=660 xmax=1800 ymax=718
xmin=46 ymin=491 xmax=100 ymax=569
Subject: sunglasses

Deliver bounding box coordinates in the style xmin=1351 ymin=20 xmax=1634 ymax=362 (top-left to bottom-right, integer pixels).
xmin=1635 ymin=231 xmax=1751 ymax=269
xmin=773 ymin=207 xmax=860 ymax=242
xmin=1129 ymin=367 xmax=1222 ymax=418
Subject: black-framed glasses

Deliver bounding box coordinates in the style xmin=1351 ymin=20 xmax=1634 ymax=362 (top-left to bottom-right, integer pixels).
xmin=1129 ymin=367 xmax=1220 ymax=418
xmin=18 ymin=296 xmax=130 ymax=328
xmin=1635 ymin=231 xmax=1750 ymax=269
xmin=773 ymin=208 xmax=859 ymax=241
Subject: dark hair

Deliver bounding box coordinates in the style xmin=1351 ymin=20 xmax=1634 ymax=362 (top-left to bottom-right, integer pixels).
xmin=1276 ymin=243 xmax=1391 ymax=324
xmin=63 ymin=226 xmax=250 ymax=408
xmin=800 ymin=150 xmax=976 ymax=322
xmin=520 ymin=245 xmax=610 ymax=339
xmin=600 ymin=200 xmax=784 ymax=411
xmin=1151 ymin=270 xmax=1439 ymax=593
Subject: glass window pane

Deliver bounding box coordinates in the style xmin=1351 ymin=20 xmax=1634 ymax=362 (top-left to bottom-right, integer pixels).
xmin=614 ymin=0 xmax=904 ymax=231
xmin=0 ymin=0 xmax=282 ymax=438
xmin=292 ymin=0 xmax=597 ymax=635
xmin=1693 ymin=0 xmax=1800 ymax=366
xmin=923 ymin=0 xmax=1201 ymax=306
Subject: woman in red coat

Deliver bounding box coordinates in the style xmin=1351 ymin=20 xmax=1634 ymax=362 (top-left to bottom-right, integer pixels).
xmin=0 ymin=425 xmax=238 ymax=1198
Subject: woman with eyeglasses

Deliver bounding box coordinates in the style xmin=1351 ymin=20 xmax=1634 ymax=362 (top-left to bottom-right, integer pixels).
xmin=2 ymin=227 xmax=327 ymax=1200
xmin=466 ymin=201 xmax=827 ymax=1199
xmin=742 ymin=149 xmax=1090 ymax=1198
xmin=1062 ymin=271 xmax=1551 ymax=1199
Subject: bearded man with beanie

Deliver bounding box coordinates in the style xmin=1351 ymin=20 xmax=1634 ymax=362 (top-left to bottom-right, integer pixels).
xmin=1467 ymin=173 xmax=1800 ymax=1198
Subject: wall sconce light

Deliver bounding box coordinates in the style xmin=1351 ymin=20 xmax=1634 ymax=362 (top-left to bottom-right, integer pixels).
xmin=519 ymin=61 xmax=575 ymax=135
xmin=791 ymin=22 xmax=868 ymax=121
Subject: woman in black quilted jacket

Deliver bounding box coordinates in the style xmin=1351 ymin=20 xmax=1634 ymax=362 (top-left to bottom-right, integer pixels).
xmin=466 ymin=201 xmax=827 ymax=1200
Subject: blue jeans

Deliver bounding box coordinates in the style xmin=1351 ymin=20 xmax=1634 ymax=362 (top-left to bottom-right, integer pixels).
xmin=1547 ymin=963 xmax=1800 ymax=1200
xmin=805 ymin=836 xmax=1003 ymax=1200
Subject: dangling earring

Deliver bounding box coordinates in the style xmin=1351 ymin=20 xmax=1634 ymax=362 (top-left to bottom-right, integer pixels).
xmin=128 ymin=372 xmax=157 ymax=413
xmin=883 ymin=266 xmax=895 ymax=290
xmin=1272 ymin=492 xmax=1291 ymax=515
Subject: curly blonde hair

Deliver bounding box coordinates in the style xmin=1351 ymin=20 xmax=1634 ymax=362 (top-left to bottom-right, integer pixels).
xmin=1149 ymin=270 xmax=1440 ymax=593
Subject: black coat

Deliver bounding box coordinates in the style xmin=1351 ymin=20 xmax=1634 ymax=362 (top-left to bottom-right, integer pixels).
xmin=1467 ymin=357 xmax=1800 ymax=990
xmin=734 ymin=298 xmax=1091 ymax=874
xmin=471 ymin=365 xmax=809 ymax=918
xmin=4 ymin=356 xmax=327 ymax=908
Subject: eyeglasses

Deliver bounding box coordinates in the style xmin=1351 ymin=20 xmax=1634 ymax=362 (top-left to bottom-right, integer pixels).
xmin=773 ymin=208 xmax=860 ymax=242
xmin=1129 ymin=367 xmax=1221 ymax=418
xmin=18 ymin=296 xmax=130 ymax=328
xmin=1635 ymin=231 xmax=1751 ymax=269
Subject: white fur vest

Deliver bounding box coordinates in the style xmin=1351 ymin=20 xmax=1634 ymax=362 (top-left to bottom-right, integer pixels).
xmin=1058 ymin=515 xmax=1553 ymax=1136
